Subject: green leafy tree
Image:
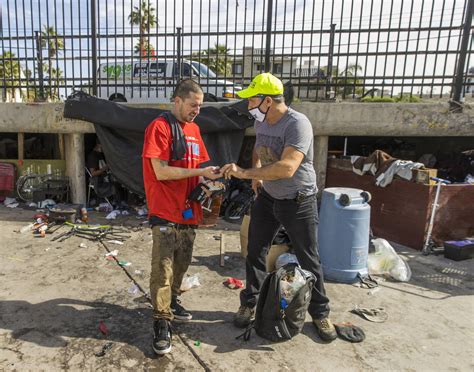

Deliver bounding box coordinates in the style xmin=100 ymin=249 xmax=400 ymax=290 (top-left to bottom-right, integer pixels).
xmin=193 ymin=43 xmax=231 ymax=76
xmin=0 ymin=51 xmax=22 ymax=101
xmin=128 ymin=0 xmax=158 ymax=57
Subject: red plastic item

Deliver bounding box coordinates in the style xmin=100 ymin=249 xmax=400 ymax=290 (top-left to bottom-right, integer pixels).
xmin=99 ymin=321 xmax=109 ymax=336
xmin=223 ymin=277 xmax=244 ymax=289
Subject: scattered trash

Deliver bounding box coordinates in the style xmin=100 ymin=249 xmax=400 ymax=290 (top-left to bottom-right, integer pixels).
xmin=106 ymin=240 xmax=124 ymax=245
xmin=213 ymin=235 xmax=221 ymax=241
xmin=118 ymin=260 xmax=131 ymax=267
xmin=194 ymin=340 xmax=201 ymax=347
xmin=3 ymin=197 xmax=17 ymax=206
xmin=79 ymin=242 xmax=88 ymax=248
xmin=128 ymin=284 xmax=139 ymax=295
xmin=20 ymin=223 xmax=34 ymax=234
xmin=98 ymin=321 xmax=109 ymax=336
xmin=94 ymin=342 xmax=113 ymax=357
xmin=136 ymin=206 xmax=148 ymax=216
xmin=6 ymin=202 xmax=19 ymax=208
xmin=351 ymin=306 xmax=388 ymax=323
xmin=121 ymin=210 xmax=130 ymax=216
xmin=368 ymin=238 xmax=412 ymax=282
xmin=223 ymin=277 xmax=244 ymax=289
xmin=134 ymin=269 xmax=144 ymax=277
xmin=28 ymin=202 xmax=38 ymax=208
xmin=8 ymin=256 xmax=26 ymax=262
xmin=45 ymin=247 xmax=51 ymax=252
xmin=106 ymin=210 xmax=121 ymax=220
xmin=105 ymin=250 xmax=119 ymax=257
xmin=96 ymin=203 xmax=113 ymax=213
xmin=224 ymin=255 xmax=230 ymax=260
xmin=180 ymin=273 xmax=200 ymax=291
xmin=38 ymin=199 xmax=56 ymax=209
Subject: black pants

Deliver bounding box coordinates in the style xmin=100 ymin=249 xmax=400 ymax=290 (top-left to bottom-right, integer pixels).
xmin=240 ymin=189 xmax=330 ymax=319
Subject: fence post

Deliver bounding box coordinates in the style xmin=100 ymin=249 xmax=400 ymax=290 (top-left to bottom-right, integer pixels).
xmin=326 ymin=24 xmax=336 ymax=100
xmin=450 ymin=0 xmax=473 ymax=112
xmin=177 ymin=27 xmax=182 ymax=82
xmin=91 ymin=0 xmax=98 ymax=96
xmin=35 ymin=31 xmax=45 ymax=101
xmin=264 ymin=0 xmax=273 ymax=72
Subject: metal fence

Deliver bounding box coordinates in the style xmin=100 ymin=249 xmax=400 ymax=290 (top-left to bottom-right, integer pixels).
xmin=0 ymin=0 xmax=473 ymax=103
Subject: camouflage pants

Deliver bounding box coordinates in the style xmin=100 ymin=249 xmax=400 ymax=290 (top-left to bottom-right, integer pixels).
xmin=150 ymin=225 xmax=196 ymax=320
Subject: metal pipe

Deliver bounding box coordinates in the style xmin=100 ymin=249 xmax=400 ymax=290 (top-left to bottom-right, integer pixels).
xmin=264 ymin=0 xmax=273 ymax=72
xmin=91 ymin=0 xmax=98 ymax=96
xmin=451 ymin=0 xmax=474 ymax=110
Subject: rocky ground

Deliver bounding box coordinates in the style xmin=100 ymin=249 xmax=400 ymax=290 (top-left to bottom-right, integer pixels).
xmin=0 ymin=205 xmax=473 ymax=371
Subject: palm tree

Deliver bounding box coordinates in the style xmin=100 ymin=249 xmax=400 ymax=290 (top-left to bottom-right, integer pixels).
xmin=318 ymin=63 xmax=364 ymax=98
xmin=39 ymin=26 xmax=65 ymax=101
xmin=0 ymin=51 xmax=22 ymax=101
xmin=194 ymin=43 xmax=232 ymax=76
xmin=128 ymin=0 xmax=157 ymax=58
xmin=41 ymin=26 xmax=65 ymax=59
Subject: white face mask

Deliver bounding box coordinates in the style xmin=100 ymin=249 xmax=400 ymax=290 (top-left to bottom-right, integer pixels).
xmin=248 ymin=99 xmax=269 ymax=122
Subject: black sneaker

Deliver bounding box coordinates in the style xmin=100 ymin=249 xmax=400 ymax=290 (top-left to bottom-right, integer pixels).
xmin=171 ymin=297 xmax=193 ymax=322
xmin=152 ymin=319 xmax=172 ymax=355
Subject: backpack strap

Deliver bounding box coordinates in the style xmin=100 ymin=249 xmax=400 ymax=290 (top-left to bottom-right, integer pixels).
xmin=159 ymin=111 xmax=187 ymax=161
xmin=235 ymin=320 xmax=255 ymax=341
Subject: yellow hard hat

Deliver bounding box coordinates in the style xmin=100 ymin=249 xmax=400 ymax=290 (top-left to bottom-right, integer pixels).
xmin=237 ymin=73 xmax=284 ymax=98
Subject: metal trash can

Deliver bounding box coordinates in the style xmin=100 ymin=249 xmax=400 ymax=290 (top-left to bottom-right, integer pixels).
xmin=318 ymin=187 xmax=371 ymax=283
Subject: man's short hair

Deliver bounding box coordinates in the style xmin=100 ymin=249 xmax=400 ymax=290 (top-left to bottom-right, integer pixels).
xmin=172 ymin=79 xmax=203 ymax=100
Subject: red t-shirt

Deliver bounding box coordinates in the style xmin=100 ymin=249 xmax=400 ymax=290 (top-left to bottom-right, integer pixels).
xmin=142 ymin=117 xmax=210 ymax=225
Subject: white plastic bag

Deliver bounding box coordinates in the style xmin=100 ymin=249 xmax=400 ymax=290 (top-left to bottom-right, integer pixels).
xmin=180 ymin=274 xmax=200 ymax=291
xmin=280 ymin=268 xmax=306 ymax=303
xmin=368 ymin=238 xmax=412 ymax=282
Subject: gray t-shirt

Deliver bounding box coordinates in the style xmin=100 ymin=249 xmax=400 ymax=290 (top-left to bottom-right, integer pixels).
xmin=255 ymin=107 xmax=317 ymax=199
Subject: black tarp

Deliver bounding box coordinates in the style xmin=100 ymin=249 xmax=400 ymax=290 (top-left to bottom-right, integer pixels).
xmin=64 ymin=92 xmax=253 ymax=196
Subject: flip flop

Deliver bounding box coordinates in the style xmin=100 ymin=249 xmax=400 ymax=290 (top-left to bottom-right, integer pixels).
xmin=351 ymin=306 xmax=388 ymax=323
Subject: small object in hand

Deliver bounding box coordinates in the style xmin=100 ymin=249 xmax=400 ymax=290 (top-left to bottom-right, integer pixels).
xmin=94 ymin=342 xmax=113 ymax=357
xmin=98 ymin=321 xmax=109 ymax=336
xmin=223 ymin=277 xmax=244 ymax=289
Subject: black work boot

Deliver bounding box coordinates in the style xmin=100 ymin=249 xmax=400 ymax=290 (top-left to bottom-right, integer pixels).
xmin=152 ymin=319 xmax=172 ymax=355
xmin=171 ymin=296 xmax=193 ymax=322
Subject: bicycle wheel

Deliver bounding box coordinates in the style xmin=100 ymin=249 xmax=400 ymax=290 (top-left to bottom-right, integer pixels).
xmin=16 ymin=174 xmax=39 ymax=202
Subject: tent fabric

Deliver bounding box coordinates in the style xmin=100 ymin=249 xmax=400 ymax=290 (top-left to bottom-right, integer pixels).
xmin=63 ymin=92 xmax=253 ymax=196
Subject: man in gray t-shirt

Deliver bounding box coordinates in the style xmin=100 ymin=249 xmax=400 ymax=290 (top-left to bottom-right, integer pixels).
xmin=221 ymin=73 xmax=337 ymax=342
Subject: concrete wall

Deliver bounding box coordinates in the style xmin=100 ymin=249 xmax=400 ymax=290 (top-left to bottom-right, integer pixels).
xmin=0 ymin=101 xmax=473 ymax=204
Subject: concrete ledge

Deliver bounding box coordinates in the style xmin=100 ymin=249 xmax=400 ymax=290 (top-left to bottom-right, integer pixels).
xmin=0 ymin=102 xmax=472 ymax=137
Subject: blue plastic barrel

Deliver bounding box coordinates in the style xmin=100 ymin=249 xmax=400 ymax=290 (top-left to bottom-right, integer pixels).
xmin=318 ymin=187 xmax=371 ymax=283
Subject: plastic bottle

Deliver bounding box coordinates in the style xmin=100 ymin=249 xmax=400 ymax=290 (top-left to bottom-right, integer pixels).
xmin=20 ymin=223 xmax=34 ymax=233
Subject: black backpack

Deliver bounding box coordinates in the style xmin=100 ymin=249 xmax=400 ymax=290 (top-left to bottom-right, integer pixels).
xmin=239 ymin=264 xmax=316 ymax=342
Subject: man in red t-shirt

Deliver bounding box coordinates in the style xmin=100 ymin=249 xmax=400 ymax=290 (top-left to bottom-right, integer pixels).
xmin=142 ymin=79 xmax=221 ymax=355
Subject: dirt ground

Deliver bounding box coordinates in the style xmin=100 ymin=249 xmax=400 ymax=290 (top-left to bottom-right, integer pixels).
xmin=0 ymin=204 xmax=473 ymax=371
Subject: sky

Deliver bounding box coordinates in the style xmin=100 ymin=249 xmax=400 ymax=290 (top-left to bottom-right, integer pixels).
xmin=1 ymin=0 xmax=472 ymax=98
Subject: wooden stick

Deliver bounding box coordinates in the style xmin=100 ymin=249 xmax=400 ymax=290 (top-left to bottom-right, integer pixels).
xmin=220 ymin=233 xmax=225 ymax=267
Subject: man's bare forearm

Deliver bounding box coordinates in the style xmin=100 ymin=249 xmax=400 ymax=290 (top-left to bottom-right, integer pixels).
xmin=153 ymin=159 xmax=203 ymax=181
xmin=243 ymin=160 xmax=295 ymax=181
xmin=252 ymin=148 xmax=262 ymax=169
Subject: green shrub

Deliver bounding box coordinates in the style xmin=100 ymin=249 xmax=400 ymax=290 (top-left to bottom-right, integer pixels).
xmin=361 ymin=96 xmax=395 ymax=103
